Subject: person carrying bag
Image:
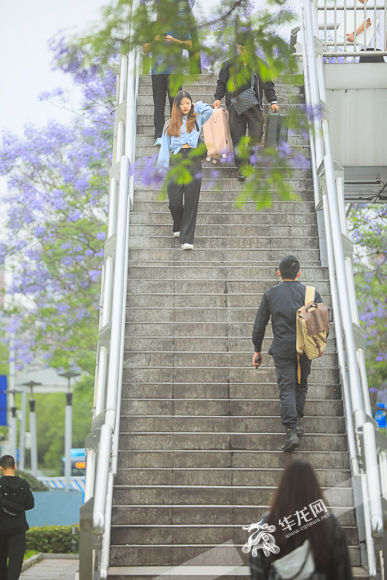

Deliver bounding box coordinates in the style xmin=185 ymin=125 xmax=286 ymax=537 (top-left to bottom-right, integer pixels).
xmin=213 ymin=32 xmax=279 ymax=181
xmin=157 ymin=90 xmax=213 ymax=250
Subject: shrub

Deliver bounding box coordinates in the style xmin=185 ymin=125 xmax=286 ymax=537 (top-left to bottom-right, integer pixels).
xmin=15 ymin=470 xmax=48 ymax=491
xmin=26 ymin=524 xmax=79 ymax=554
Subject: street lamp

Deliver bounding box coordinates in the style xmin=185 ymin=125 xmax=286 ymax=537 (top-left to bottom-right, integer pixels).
xmin=21 ymin=381 xmax=42 ymax=477
xmin=58 ymin=371 xmax=80 ymax=491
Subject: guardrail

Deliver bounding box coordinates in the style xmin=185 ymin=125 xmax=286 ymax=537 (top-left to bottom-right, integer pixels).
xmin=301 ymin=0 xmax=387 ymax=576
xmin=79 ymin=1 xmax=140 ymax=577
xmin=292 ymin=0 xmax=387 ymax=62
xmin=38 ymin=476 xmax=85 ymax=493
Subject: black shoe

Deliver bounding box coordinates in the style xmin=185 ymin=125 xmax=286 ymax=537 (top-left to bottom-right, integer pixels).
xmin=237 ymin=173 xmax=246 ymax=182
xmin=281 ymin=426 xmax=300 ymax=453
xmin=296 ymin=418 xmax=305 ymax=437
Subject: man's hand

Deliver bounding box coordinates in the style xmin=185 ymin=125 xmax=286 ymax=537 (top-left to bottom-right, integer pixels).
xmin=271 ymin=103 xmax=279 ymax=112
xmin=164 ymin=34 xmax=176 ymax=43
xmin=252 ymin=352 xmax=263 ymax=367
xmin=346 ymin=32 xmax=355 ymax=43
xmin=213 ymin=99 xmax=221 ymax=108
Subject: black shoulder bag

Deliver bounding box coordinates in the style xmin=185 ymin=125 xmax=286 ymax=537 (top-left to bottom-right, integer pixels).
xmin=230 ymin=70 xmax=259 ymax=115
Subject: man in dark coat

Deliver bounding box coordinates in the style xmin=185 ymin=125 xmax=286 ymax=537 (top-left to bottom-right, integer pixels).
xmin=213 ymin=32 xmax=279 ymax=181
xmin=251 ymin=256 xmax=323 ymax=452
xmin=0 ymin=455 xmax=35 ymax=580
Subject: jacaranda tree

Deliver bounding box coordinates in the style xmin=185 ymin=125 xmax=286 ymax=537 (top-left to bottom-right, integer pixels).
xmin=0 ymin=38 xmax=115 ymax=373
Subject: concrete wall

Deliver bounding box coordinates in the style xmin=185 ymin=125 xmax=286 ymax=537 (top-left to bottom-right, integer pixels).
xmin=324 ymin=64 xmax=387 ymax=167
xmin=27 ymin=490 xmax=83 ymax=527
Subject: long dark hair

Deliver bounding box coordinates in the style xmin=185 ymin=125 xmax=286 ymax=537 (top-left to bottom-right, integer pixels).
xmin=165 ymin=90 xmax=197 ymax=137
xmin=265 ymin=460 xmax=331 ymax=570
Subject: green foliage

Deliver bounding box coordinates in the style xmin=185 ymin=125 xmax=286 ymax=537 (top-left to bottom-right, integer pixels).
xmin=15 ymin=470 xmax=48 ymax=491
xmin=26 ymin=524 xmax=79 ymax=554
xmin=347 ymin=203 xmax=387 ymax=402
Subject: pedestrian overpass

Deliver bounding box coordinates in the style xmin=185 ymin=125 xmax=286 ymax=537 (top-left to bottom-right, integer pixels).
xmin=79 ymin=1 xmax=387 ymax=578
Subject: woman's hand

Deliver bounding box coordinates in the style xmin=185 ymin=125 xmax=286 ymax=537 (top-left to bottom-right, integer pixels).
xmin=213 ymin=100 xmax=221 ymax=109
xmin=271 ymin=103 xmax=279 ymax=112
xmin=346 ymin=32 xmax=355 ymax=43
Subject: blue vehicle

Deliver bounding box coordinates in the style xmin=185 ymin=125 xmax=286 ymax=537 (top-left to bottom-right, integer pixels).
xmin=60 ymin=448 xmax=86 ymax=476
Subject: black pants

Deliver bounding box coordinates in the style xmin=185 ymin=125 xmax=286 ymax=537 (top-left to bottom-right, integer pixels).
xmin=0 ymin=533 xmax=26 ymax=580
xmin=272 ymin=352 xmax=312 ymax=429
xmin=168 ymin=151 xmax=202 ymax=244
xmin=359 ymin=48 xmax=385 ymax=63
xmin=229 ymin=104 xmax=264 ymax=170
xmin=152 ymin=74 xmax=182 ymax=139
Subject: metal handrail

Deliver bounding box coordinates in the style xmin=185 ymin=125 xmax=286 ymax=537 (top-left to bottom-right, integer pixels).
xmin=80 ymin=1 xmax=140 ymax=577
xmin=301 ymin=0 xmax=386 ymax=576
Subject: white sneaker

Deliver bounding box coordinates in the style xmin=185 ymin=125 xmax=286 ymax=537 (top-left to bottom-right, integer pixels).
xmin=154 ymin=138 xmax=162 ymax=146
xmin=173 ymin=231 xmax=180 ymax=238
xmin=181 ymin=243 xmax=194 ymax=250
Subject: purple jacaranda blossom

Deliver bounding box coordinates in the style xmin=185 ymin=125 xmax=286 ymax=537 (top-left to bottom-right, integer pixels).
xmin=0 ymin=37 xmax=114 ymax=372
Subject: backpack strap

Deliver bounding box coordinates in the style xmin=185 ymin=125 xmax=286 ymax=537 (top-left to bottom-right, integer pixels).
xmin=297 ymin=286 xmax=316 ymax=383
xmin=305 ymin=286 xmax=315 ymax=305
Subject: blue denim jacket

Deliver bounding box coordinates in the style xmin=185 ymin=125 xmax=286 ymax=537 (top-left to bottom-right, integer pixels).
xmin=157 ymin=101 xmax=213 ymax=172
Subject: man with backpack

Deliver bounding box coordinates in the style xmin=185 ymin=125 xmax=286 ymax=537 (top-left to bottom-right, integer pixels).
xmin=251 ymin=256 xmax=325 ymax=452
xmin=213 ymin=32 xmax=279 ymax=181
xmin=0 ymin=455 xmax=35 ymax=580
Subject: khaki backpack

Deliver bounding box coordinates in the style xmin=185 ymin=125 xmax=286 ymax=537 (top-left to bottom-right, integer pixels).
xmin=296 ymin=286 xmax=329 ymax=381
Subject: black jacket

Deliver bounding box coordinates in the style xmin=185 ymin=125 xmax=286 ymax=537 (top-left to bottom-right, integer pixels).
xmin=252 ymin=281 xmax=323 ymax=355
xmin=214 ymin=57 xmax=277 ymax=111
xmin=0 ymin=476 xmax=35 ymax=535
xmin=250 ymin=513 xmax=353 ymax=580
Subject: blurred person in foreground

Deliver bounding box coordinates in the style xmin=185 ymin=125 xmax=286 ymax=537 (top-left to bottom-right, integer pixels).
xmin=249 ymin=459 xmax=353 ymax=580
xmin=0 ymin=455 xmax=35 ymax=580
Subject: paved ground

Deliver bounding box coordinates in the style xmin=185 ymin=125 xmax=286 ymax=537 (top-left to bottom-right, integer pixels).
xmin=20 ymin=557 xmax=78 ymax=579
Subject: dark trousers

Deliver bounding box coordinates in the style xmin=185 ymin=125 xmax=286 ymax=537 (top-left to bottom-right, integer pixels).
xmin=152 ymin=74 xmax=182 ymax=138
xmin=272 ymin=352 xmax=312 ymax=428
xmin=0 ymin=533 xmax=26 ymax=580
xmin=229 ymin=104 xmax=264 ymax=170
xmin=168 ymin=151 xmax=202 ymax=244
xmin=359 ymin=48 xmax=385 ymax=63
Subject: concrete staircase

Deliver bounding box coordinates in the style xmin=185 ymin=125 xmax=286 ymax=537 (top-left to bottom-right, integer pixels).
xmin=108 ymin=74 xmax=367 ymax=579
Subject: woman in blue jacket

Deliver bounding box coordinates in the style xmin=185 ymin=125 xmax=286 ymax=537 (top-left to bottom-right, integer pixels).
xmin=157 ymin=90 xmax=212 ymax=250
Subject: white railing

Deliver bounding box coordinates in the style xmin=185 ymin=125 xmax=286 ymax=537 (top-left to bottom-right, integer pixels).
xmin=318 ymin=0 xmax=387 ymax=61
xmin=79 ymin=1 xmax=140 ymax=578
xmin=301 ymin=0 xmax=387 ymax=576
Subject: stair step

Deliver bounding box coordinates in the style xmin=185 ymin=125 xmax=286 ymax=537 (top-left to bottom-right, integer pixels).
xmin=126 ymin=293 xmax=332 ymax=308
xmin=137 ymin=94 xmax=304 ymax=106
xmin=107 ymin=565 xmax=369 ymax=579
xmin=126 ymin=279 xmax=332 ymax=294
xmin=118 ymin=432 xmax=346 ymax=452
xmin=122 ymin=367 xmax=340 ymax=384
xmin=120 ymin=399 xmax=342 ymax=417
xmin=131 ymin=199 xmax=316 ymax=212
xmin=135 ymin=133 xmax=308 ymax=146
xmin=129 ymin=212 xmax=317 ymax=225
xmin=110 ymin=522 xmax=358 ymax=546
xmin=117 ymin=450 xmax=350 ymax=470
xmin=127 ymin=235 xmax=319 ymax=249
xmin=120 ymin=383 xmax=342 ymax=401
xmin=111 ymin=503 xmax=355 ymax=526
xmin=137 ymin=74 xmax=305 ymax=85
xmin=109 ymin=544 xmax=359 ymax=569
